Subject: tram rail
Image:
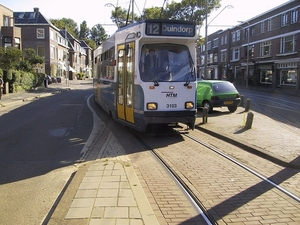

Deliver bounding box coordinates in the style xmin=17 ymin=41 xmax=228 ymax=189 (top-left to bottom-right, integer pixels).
xmin=129 ymin=125 xmax=300 ymax=224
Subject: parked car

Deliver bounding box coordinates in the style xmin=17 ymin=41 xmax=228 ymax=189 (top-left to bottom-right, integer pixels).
xmin=197 ymin=79 xmax=241 ymax=113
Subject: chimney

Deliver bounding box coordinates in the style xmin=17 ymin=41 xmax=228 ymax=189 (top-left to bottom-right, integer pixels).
xmin=34 ymin=8 xmax=39 ymax=13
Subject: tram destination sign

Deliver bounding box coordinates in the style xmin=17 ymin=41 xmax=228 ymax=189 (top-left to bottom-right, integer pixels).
xmin=146 ymin=21 xmax=195 ymax=37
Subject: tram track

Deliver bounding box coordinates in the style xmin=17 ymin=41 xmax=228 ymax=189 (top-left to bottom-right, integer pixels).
xmin=182 ymin=132 xmax=300 ymax=203
xmin=129 ymin=125 xmax=300 ymax=224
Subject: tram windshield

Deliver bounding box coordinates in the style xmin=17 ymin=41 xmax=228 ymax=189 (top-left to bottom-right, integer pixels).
xmin=140 ymin=44 xmax=195 ymax=83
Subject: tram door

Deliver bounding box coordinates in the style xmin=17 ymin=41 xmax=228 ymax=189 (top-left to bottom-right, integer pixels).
xmin=116 ymin=42 xmax=135 ymax=123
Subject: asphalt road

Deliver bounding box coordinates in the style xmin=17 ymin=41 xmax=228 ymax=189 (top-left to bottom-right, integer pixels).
xmin=0 ymin=87 xmax=94 ymax=225
xmin=238 ymin=88 xmax=300 ymax=129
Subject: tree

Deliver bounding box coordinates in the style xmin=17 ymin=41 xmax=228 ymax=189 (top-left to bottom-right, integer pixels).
xmin=110 ymin=6 xmax=140 ymax=28
xmin=0 ymin=47 xmax=23 ymax=71
xmin=79 ymin=21 xmax=89 ymax=39
xmin=17 ymin=48 xmax=44 ymax=72
xmin=89 ymin=24 xmax=108 ymax=46
xmin=50 ymin=18 xmax=79 ymax=38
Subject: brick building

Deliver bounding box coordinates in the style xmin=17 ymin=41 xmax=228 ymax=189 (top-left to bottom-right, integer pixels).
xmin=199 ymin=0 xmax=300 ymax=93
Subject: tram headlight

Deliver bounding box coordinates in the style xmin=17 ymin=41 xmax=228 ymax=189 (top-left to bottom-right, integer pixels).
xmin=147 ymin=102 xmax=157 ymax=110
xmin=185 ymin=101 xmax=194 ymax=109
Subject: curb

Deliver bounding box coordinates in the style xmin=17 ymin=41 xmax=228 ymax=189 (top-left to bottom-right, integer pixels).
xmin=0 ymin=88 xmax=72 ymax=108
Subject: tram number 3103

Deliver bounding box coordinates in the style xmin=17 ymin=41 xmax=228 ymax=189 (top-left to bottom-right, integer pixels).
xmin=166 ymin=104 xmax=177 ymax=108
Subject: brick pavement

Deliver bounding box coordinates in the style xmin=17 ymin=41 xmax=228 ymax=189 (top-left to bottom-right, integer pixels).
xmin=1 ymin=79 xmax=299 ymax=224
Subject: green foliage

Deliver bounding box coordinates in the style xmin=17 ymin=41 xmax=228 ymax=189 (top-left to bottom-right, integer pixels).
xmin=50 ymin=18 xmax=79 ymax=38
xmin=110 ymin=6 xmax=139 ymax=28
xmin=33 ymin=73 xmax=46 ymax=88
xmin=13 ymin=71 xmax=36 ymax=92
xmin=0 ymin=68 xmax=3 ymax=77
xmin=79 ymin=21 xmax=89 ymax=39
xmin=16 ymin=48 xmax=44 ymax=72
xmin=0 ymin=47 xmax=23 ymax=70
xmin=89 ymin=24 xmax=108 ymax=46
xmin=111 ymin=0 xmax=221 ymax=30
xmin=6 ymin=69 xmax=12 ymax=80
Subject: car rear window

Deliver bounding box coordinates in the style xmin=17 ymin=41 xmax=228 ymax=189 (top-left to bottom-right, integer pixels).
xmin=212 ymin=82 xmax=237 ymax=93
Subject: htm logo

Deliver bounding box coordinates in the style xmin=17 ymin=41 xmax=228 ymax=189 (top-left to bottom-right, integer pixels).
xmin=166 ymin=93 xmax=177 ymax=97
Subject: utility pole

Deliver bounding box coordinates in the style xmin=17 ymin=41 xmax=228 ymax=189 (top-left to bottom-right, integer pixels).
xmin=238 ymin=21 xmax=250 ymax=88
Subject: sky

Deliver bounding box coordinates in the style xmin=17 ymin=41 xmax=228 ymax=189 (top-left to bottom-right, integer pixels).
xmin=1 ymin=0 xmax=290 ymax=36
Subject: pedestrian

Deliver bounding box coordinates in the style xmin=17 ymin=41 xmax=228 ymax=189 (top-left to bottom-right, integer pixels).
xmin=44 ymin=75 xmax=49 ymax=88
xmin=0 ymin=75 xmax=3 ymax=100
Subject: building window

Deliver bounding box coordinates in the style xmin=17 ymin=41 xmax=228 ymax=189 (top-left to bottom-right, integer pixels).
xmin=220 ymin=50 xmax=227 ymax=62
xmin=280 ymin=69 xmax=297 ymax=85
xmin=291 ymin=9 xmax=298 ymax=24
xmin=50 ymin=30 xmax=54 ymax=40
xmin=207 ymin=41 xmax=211 ymax=50
xmin=37 ymin=28 xmax=45 ymax=39
xmin=3 ymin=37 xmax=12 ymax=47
xmin=14 ymin=38 xmax=20 ymax=49
xmin=236 ymin=30 xmax=240 ymax=41
xmin=208 ymin=53 xmax=213 ymax=64
xmin=50 ymin=46 xmax=55 ymax=59
xmin=3 ymin=15 xmax=10 ymax=26
xmin=232 ymin=47 xmax=240 ymax=61
xmin=213 ymin=53 xmax=218 ymax=63
xmin=281 ymin=13 xmax=288 ymax=27
xmin=260 ymin=41 xmax=271 ymax=56
xmin=251 ymin=26 xmax=255 ymax=36
xmin=213 ymin=38 xmax=218 ymax=48
xmin=250 ymin=45 xmax=255 ymax=58
xmin=280 ymin=35 xmax=295 ymax=53
xmin=267 ymin=19 xmax=272 ymax=31
xmin=231 ymin=32 xmax=236 ymax=42
xmin=37 ymin=46 xmax=45 ymax=58
xmin=260 ymin=70 xmax=273 ymax=84
xmin=224 ymin=35 xmax=227 ymax=45
xmin=260 ymin=21 xmax=265 ymax=33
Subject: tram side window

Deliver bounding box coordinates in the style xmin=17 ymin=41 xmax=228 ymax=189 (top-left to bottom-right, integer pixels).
xmin=100 ymin=47 xmax=115 ymax=80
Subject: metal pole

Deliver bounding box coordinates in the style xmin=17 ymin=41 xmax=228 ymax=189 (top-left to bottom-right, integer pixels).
xmin=65 ymin=28 xmax=69 ymax=86
xmin=204 ymin=1 xmax=208 ymax=79
xmin=246 ymin=27 xmax=249 ymax=88
xmin=238 ymin=21 xmax=250 ymax=88
xmin=132 ymin=0 xmax=134 ymax=23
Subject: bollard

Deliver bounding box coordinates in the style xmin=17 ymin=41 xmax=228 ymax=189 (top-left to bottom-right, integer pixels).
xmin=240 ymin=95 xmax=244 ymax=107
xmin=202 ymin=107 xmax=208 ymax=124
xmin=245 ymin=111 xmax=254 ymax=129
xmin=244 ymin=98 xmax=251 ymax=112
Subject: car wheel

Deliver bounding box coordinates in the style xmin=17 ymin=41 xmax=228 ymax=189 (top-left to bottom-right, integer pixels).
xmin=228 ymin=106 xmax=237 ymax=112
xmin=203 ymin=101 xmax=212 ymax=113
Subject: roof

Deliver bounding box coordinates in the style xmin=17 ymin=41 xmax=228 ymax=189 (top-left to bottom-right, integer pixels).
xmin=14 ymin=8 xmax=48 ymax=24
xmin=80 ymin=40 xmax=92 ymax=50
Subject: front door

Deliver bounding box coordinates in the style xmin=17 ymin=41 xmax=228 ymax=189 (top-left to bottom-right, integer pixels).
xmin=116 ymin=42 xmax=135 ymax=124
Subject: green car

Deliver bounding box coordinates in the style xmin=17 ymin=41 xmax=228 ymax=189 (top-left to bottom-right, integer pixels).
xmin=197 ymin=80 xmax=241 ymax=113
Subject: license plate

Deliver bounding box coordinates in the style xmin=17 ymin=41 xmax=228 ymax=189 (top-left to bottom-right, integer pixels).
xmin=224 ymin=101 xmax=233 ymax=105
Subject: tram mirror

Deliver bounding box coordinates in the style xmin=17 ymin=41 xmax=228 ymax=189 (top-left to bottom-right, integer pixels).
xmin=118 ymin=50 xmax=124 ymax=58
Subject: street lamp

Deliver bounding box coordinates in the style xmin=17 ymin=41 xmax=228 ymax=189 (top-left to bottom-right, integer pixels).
xmin=204 ymin=4 xmax=234 ymax=79
xmin=237 ymin=21 xmax=250 ymax=88
xmin=105 ymin=3 xmax=119 ymax=29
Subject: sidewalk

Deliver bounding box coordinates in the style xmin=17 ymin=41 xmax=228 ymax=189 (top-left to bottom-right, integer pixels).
xmin=1 ymin=79 xmax=299 ymax=224
xmin=0 ymin=79 xmax=73 ymax=108
xmin=196 ymin=106 xmax=300 ymax=168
